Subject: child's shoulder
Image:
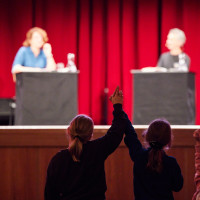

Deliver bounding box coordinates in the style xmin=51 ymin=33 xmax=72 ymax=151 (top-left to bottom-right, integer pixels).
xmin=51 ymin=149 xmax=69 ymax=161
xmin=164 ymin=154 xmax=179 ymax=165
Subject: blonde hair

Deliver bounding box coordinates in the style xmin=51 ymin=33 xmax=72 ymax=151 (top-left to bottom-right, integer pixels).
xmin=23 ymin=27 xmax=48 ymax=46
xmin=68 ymin=114 xmax=94 ymax=162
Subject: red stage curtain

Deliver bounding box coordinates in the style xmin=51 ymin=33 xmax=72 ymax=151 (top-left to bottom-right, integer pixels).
xmin=0 ymin=0 xmax=32 ymax=97
xmin=161 ymin=0 xmax=200 ymax=124
xmin=0 ymin=0 xmax=200 ymax=124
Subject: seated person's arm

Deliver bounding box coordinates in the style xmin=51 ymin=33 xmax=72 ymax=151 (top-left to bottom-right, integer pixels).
xmin=43 ymin=43 xmax=56 ymax=71
xmin=12 ymin=65 xmax=43 ymax=82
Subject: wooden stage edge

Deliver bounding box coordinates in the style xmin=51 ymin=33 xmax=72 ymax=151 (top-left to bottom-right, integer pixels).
xmin=0 ymin=125 xmax=200 ymax=200
xmin=0 ymin=125 xmax=200 ymax=147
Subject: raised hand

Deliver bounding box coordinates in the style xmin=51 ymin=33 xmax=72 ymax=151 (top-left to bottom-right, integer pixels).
xmin=109 ymin=86 xmax=123 ymax=105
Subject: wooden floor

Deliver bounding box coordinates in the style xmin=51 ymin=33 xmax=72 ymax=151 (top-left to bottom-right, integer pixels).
xmin=0 ymin=125 xmax=199 ymax=200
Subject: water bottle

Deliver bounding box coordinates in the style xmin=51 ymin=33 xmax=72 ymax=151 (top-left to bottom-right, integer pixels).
xmin=66 ymin=53 xmax=77 ymax=72
xmin=178 ymin=53 xmax=188 ymax=72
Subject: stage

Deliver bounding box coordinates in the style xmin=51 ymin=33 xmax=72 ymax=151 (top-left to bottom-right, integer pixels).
xmin=0 ymin=125 xmax=199 ymax=200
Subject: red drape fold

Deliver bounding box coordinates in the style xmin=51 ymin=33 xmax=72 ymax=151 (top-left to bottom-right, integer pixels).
xmin=0 ymin=0 xmax=200 ymax=124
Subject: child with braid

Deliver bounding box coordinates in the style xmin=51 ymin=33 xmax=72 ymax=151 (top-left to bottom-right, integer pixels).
xmin=124 ymin=118 xmax=183 ymax=200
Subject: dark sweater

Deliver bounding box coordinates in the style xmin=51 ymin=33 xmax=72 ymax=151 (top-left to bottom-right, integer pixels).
xmin=157 ymin=52 xmax=190 ymax=70
xmin=124 ymin=119 xmax=183 ymax=200
xmin=45 ymin=104 xmax=127 ymax=200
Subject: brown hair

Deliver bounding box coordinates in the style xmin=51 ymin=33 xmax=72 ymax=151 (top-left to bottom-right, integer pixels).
xmin=68 ymin=114 xmax=94 ymax=162
xmin=144 ymin=119 xmax=172 ymax=173
xmin=23 ymin=27 xmax=48 ymax=46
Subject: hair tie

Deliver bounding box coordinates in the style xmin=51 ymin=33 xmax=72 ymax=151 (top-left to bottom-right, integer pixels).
xmin=149 ymin=141 xmax=163 ymax=150
xmin=74 ymin=135 xmax=83 ymax=142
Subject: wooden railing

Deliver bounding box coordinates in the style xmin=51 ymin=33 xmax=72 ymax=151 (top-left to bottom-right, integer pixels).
xmin=0 ymin=125 xmax=199 ymax=200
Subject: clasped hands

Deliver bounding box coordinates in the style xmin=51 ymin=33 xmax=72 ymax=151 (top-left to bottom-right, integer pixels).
xmin=109 ymin=86 xmax=123 ymax=105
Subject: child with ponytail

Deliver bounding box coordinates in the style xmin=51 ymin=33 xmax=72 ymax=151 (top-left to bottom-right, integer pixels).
xmin=45 ymin=86 xmax=129 ymax=200
xmin=124 ymin=118 xmax=183 ymax=200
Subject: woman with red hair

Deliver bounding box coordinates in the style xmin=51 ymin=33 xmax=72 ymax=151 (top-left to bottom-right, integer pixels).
xmin=12 ymin=27 xmax=56 ymax=81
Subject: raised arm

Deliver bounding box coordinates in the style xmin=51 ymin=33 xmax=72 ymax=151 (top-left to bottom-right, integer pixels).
xmin=12 ymin=65 xmax=43 ymax=82
xmin=95 ymin=86 xmax=128 ymax=158
xmin=124 ymin=116 xmax=143 ymax=162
